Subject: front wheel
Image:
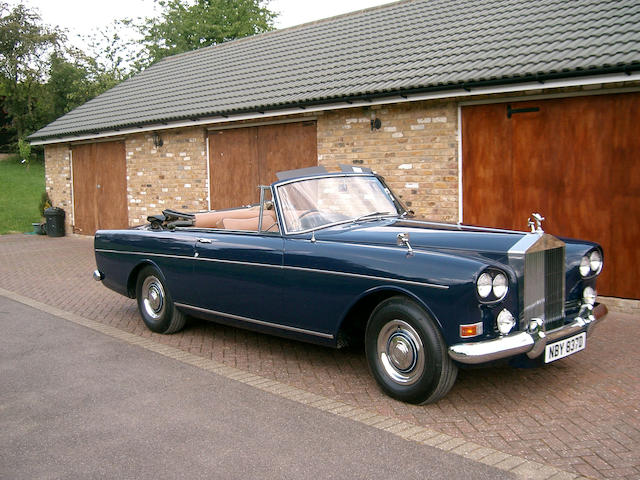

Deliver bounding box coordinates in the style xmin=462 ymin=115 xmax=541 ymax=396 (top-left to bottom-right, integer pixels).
xmin=365 ymin=297 xmax=457 ymax=404
xmin=136 ymin=266 xmax=186 ymax=334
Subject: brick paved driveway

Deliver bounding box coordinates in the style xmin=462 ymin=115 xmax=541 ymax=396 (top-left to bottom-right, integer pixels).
xmin=1 ymin=234 xmax=638 ymax=480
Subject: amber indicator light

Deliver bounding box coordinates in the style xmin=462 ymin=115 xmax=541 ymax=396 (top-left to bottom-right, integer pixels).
xmin=460 ymin=322 xmax=483 ymax=338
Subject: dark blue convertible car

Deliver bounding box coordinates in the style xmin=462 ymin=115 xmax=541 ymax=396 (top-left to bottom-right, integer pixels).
xmin=93 ymin=167 xmax=607 ymax=404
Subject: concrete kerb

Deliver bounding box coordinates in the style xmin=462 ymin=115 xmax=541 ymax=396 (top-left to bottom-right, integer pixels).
xmin=0 ymin=286 xmax=589 ymax=480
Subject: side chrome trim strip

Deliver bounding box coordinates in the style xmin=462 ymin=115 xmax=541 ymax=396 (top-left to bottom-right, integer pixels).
xmin=96 ymin=249 xmax=194 ymax=261
xmin=284 ymin=265 xmax=448 ymax=290
xmin=95 ymin=248 xmax=448 ymax=289
xmin=174 ymin=303 xmax=334 ymax=339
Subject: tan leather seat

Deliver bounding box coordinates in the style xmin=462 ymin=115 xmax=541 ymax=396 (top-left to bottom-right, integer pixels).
xmin=222 ymin=211 xmax=277 ymax=232
xmin=194 ymin=206 xmax=260 ymax=228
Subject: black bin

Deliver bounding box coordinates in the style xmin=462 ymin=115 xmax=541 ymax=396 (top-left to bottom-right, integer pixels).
xmin=44 ymin=207 xmax=65 ymax=237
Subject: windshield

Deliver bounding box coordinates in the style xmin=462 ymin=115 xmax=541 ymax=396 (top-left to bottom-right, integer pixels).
xmin=276 ymin=175 xmax=399 ymax=233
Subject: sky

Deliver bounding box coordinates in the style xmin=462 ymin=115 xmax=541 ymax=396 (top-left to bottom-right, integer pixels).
xmin=17 ymin=0 xmax=395 ymax=51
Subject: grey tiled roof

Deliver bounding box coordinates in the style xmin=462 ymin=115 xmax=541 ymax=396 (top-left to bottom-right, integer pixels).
xmin=30 ymin=0 xmax=640 ymax=140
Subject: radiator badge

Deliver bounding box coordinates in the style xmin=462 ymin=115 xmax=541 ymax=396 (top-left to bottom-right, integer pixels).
xmin=528 ymin=213 xmax=545 ymax=234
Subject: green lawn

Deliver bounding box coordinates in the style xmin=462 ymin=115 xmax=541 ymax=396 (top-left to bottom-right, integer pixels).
xmin=0 ymin=158 xmax=46 ymax=234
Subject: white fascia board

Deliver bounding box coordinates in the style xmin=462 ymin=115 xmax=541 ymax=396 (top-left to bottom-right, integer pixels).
xmin=31 ymin=72 xmax=640 ymax=146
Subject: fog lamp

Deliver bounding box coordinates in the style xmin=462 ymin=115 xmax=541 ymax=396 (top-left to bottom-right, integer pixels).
xmin=583 ymin=286 xmax=597 ymax=305
xmin=496 ymin=309 xmax=515 ymax=335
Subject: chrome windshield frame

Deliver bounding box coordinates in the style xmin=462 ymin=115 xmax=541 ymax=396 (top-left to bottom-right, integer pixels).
xmin=272 ymin=173 xmax=406 ymax=236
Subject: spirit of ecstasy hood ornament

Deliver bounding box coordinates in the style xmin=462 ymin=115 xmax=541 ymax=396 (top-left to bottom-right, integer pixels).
xmin=528 ymin=213 xmax=545 ymax=234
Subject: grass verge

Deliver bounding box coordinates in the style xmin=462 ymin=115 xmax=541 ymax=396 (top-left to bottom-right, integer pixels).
xmin=0 ymin=157 xmax=46 ymax=234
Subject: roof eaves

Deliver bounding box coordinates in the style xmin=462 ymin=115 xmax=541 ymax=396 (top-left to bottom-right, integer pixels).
xmin=28 ymin=62 xmax=640 ymax=143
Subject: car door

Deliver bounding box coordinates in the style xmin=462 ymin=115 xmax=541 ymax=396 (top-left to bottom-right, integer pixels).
xmin=192 ymin=230 xmax=285 ymax=326
xmin=281 ymin=235 xmax=378 ymax=339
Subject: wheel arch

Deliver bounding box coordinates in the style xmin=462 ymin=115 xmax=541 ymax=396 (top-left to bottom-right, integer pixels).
xmin=336 ymin=285 xmax=443 ymax=348
xmin=126 ymin=259 xmax=163 ymax=298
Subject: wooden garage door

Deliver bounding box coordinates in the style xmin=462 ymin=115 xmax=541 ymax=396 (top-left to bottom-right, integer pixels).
xmin=72 ymin=141 xmax=128 ymax=234
xmin=462 ymin=93 xmax=640 ymax=299
xmin=208 ymin=121 xmax=317 ymax=209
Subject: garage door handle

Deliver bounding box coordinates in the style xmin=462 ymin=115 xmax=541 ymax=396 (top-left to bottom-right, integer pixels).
xmin=507 ymin=105 xmax=540 ymax=118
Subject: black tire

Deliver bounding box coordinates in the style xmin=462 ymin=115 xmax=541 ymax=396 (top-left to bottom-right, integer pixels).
xmin=135 ymin=266 xmax=186 ymax=334
xmin=365 ymin=296 xmax=457 ymax=404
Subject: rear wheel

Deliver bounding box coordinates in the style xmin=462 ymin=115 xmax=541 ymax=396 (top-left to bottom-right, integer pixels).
xmin=365 ymin=296 xmax=457 ymax=404
xmin=136 ymin=266 xmax=186 ymax=334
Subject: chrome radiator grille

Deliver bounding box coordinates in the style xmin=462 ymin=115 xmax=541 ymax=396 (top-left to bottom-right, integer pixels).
xmin=523 ymin=243 xmax=566 ymax=331
xmin=510 ymin=233 xmax=567 ymax=332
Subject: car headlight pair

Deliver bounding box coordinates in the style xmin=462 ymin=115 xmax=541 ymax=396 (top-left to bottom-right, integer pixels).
xmin=476 ymin=270 xmax=508 ymax=301
xmin=580 ymin=250 xmax=603 ymax=277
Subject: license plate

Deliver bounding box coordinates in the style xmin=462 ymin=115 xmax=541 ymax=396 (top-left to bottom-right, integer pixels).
xmin=544 ymin=332 xmax=586 ymax=363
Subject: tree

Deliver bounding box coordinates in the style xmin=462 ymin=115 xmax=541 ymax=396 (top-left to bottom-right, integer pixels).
xmin=0 ymin=3 xmax=133 ymax=153
xmin=0 ymin=2 xmax=60 ymax=141
xmin=138 ymin=0 xmax=277 ymax=66
xmin=81 ymin=20 xmax=141 ymax=80
xmin=42 ymin=46 xmax=132 ymax=125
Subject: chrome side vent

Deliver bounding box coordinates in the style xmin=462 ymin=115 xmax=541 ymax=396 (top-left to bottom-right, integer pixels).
xmin=509 ymin=233 xmax=566 ymax=332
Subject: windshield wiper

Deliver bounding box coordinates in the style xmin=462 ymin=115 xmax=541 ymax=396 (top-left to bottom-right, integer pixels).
xmin=352 ymin=211 xmax=398 ymax=223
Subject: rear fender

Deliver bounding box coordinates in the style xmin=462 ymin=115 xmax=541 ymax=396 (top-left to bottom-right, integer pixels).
xmin=127 ymin=259 xmax=163 ymax=298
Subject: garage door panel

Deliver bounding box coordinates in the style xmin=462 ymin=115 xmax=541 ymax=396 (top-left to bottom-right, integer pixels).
xmin=208 ymin=121 xmax=317 ymax=209
xmin=462 ymin=103 xmax=514 ymax=228
xmin=463 ymin=93 xmax=639 ymax=298
xmin=607 ymin=93 xmax=640 ymax=299
xmin=96 ymin=141 xmax=128 ymax=230
xmin=209 ymin=128 xmax=259 ymax=209
xmin=510 ymin=102 xmax=557 ymax=233
xmin=258 ymin=121 xmax=317 ymax=185
xmin=72 ymin=144 xmax=98 ymax=235
xmin=72 ymin=141 xmax=127 ymax=235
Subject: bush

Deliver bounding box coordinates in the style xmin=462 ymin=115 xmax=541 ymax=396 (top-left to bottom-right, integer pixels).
xmin=39 ymin=191 xmax=52 ymax=217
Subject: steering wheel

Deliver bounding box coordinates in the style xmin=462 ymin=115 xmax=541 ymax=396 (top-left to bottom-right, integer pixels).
xmin=299 ymin=209 xmax=320 ymax=219
xmin=298 ymin=209 xmax=326 ymax=230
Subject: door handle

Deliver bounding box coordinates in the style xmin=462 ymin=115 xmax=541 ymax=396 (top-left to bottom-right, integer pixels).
xmin=197 ymin=238 xmax=212 ymax=244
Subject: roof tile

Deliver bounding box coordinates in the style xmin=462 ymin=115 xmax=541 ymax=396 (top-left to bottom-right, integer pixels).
xmin=30 ymin=0 xmax=640 ymax=140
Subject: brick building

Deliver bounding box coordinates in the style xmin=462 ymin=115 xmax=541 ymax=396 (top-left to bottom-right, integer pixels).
xmin=29 ymin=0 xmax=640 ymax=300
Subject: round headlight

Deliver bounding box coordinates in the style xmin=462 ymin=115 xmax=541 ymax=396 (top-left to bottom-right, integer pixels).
xmin=492 ymin=273 xmax=508 ymax=300
xmin=477 ymin=272 xmax=492 ymax=298
xmin=583 ymin=286 xmax=597 ymax=305
xmin=579 ymin=255 xmax=591 ymax=277
xmin=589 ymin=250 xmax=603 ymax=275
xmin=496 ymin=309 xmax=515 ymax=335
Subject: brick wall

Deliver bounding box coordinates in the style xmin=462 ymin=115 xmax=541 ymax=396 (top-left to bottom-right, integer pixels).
xmin=44 ymin=144 xmax=73 ymax=233
xmin=44 ymin=85 xmax=637 ymax=230
xmin=317 ymin=100 xmax=459 ymax=222
xmin=125 ymin=128 xmax=209 ymax=226
xmin=44 ymin=102 xmax=461 ymax=230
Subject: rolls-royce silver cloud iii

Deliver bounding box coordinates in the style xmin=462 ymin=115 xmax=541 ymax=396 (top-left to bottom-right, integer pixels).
xmin=93 ymin=167 xmax=607 ymax=404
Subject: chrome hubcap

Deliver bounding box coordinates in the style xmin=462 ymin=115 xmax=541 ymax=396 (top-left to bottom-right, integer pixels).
xmin=388 ymin=333 xmax=416 ymax=372
xmin=377 ymin=319 xmax=424 ymax=385
xmin=142 ymin=276 xmax=165 ymax=320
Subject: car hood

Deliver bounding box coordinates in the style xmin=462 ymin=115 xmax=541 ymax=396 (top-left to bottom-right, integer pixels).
xmin=312 ymin=218 xmax=531 ymax=264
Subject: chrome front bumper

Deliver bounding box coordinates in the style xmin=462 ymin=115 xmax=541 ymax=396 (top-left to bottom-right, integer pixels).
xmin=448 ymin=303 xmax=608 ymax=365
